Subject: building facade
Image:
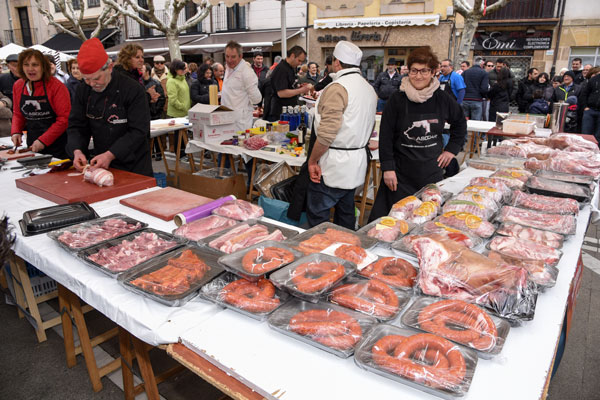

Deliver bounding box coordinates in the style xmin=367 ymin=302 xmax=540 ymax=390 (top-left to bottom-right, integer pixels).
xmin=1 ymin=0 xmax=56 ymax=47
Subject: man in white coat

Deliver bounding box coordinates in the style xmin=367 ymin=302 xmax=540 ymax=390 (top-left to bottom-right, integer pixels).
xmin=221 ymin=40 xmax=262 ymax=131
xmin=306 ymin=41 xmax=377 ymax=229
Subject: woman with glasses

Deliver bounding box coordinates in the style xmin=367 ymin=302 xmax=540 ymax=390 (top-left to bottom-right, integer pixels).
xmin=368 ymin=47 xmax=467 ymax=221
xmin=10 ymin=49 xmax=70 ymax=159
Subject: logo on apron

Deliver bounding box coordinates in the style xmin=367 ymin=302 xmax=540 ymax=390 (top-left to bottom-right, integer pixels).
xmin=403 ymin=118 xmax=439 ymax=145
xmin=107 ymin=114 xmax=127 ymax=124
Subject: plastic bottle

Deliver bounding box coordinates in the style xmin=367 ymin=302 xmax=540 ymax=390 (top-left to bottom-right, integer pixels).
xmin=287 ymin=106 xmax=296 ymax=131
xmin=280 ymin=107 xmax=288 ymax=122
xmin=293 ymin=105 xmax=301 ymax=131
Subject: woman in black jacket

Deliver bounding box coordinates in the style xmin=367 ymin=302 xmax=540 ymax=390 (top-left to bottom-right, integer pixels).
xmin=487 ymin=67 xmax=511 ymax=147
xmin=535 ymin=72 xmax=553 ymax=101
xmin=190 ymin=64 xmax=217 ymax=105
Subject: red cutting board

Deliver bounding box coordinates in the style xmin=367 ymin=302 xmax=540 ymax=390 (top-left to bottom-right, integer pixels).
xmin=15 ymin=168 xmax=156 ymax=204
xmin=0 ymin=149 xmax=36 ymax=160
xmin=119 ymin=187 xmax=214 ymax=221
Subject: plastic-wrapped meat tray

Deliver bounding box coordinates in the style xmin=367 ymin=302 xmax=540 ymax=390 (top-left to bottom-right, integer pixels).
xmin=286 ymin=222 xmax=377 ymax=255
xmin=400 ymin=296 xmax=511 ymax=359
xmin=217 ymin=241 xmax=304 ymax=281
xmin=525 ymin=176 xmax=592 ymax=203
xmin=197 ymin=219 xmax=299 ymax=255
xmin=353 ymin=324 xmax=478 ymax=399
xmin=200 ymin=272 xmax=290 ymax=321
xmin=357 ymin=217 xmax=415 ymax=247
xmin=267 ymin=298 xmax=377 ymax=358
xmin=19 ymin=202 xmax=98 ymax=236
xmin=77 ymin=228 xmax=187 ymax=278
xmin=534 ymin=169 xmax=595 ymax=185
xmin=325 ymin=275 xmax=413 ymax=322
xmin=47 ymin=213 xmax=147 ymax=252
xmin=118 ymin=245 xmax=224 ymax=307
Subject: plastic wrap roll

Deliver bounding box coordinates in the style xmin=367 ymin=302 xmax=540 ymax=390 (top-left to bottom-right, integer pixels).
xmin=174 ymin=195 xmax=236 ymax=226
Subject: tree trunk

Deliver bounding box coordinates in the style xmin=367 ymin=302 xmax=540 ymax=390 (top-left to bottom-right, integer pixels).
xmin=455 ymin=16 xmax=480 ymax=68
xmin=166 ymin=31 xmax=182 ymax=60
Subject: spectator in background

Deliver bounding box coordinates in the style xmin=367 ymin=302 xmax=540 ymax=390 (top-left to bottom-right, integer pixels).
xmin=314 ymin=56 xmax=333 ymax=91
xmin=212 ymin=62 xmax=224 ymax=91
xmin=484 ymin=61 xmax=494 ymax=73
xmin=252 ymin=52 xmax=269 ymax=108
xmin=152 ymin=55 xmax=168 ymax=81
xmin=458 ymin=60 xmax=470 ymax=75
xmin=580 ymin=68 xmax=600 ymax=137
xmin=373 ymin=58 xmax=402 ymax=112
xmin=142 ymin=63 xmax=166 ymax=160
xmin=529 ymin=89 xmax=550 ymax=115
xmin=0 ymin=53 xmax=19 ymax=105
xmin=46 ymin=54 xmax=70 ymax=86
xmin=400 ymin=65 xmax=409 ymax=77
xmin=298 ymin=64 xmax=308 ymax=80
xmin=488 ymin=58 xmax=513 ymax=86
xmin=559 ymin=67 xmax=568 ymax=77
xmin=583 ymin=64 xmax=593 ymax=81
xmin=0 ymin=90 xmax=11 ymax=137
xmin=487 ymin=67 xmax=512 ymax=144
xmin=535 ymin=72 xmax=553 ymax=101
xmin=516 ymin=67 xmax=539 ymax=113
xmin=191 ymin=63 xmax=217 ymax=105
xmin=188 ymin=62 xmax=198 ymax=80
xmin=114 ymin=43 xmax=144 ymax=84
xmin=551 ymin=75 xmax=562 ymax=91
xmin=166 ymin=59 xmax=191 ymax=119
xmin=204 ymin=57 xmax=214 ymax=66
xmin=269 ymin=46 xmax=310 ymax=122
xmin=439 ymin=58 xmax=466 ymax=104
xmin=552 ymin=70 xmax=582 ymax=103
xmin=571 ymin=57 xmax=584 ymax=85
xmin=299 ymin=62 xmax=319 ymax=86
xmin=66 ymin=58 xmax=82 ymax=100
xmin=461 ymin=56 xmax=489 ymax=120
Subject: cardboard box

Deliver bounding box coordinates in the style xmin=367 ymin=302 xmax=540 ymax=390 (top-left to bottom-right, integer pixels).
xmin=178 ymin=171 xmax=247 ymax=200
xmin=192 ymin=123 xmax=237 ymax=143
xmin=188 ymin=104 xmax=237 ymax=126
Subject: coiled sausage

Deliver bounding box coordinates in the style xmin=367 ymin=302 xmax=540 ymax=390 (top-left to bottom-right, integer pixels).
xmin=289 ymin=309 xmax=362 ymax=350
xmin=290 ymin=261 xmax=345 ymax=293
xmin=331 ymin=279 xmax=399 ymax=318
xmin=359 ymin=257 xmax=417 ymax=288
xmin=220 ymin=278 xmax=280 ymax=313
xmin=241 ymin=247 xmax=295 ymax=274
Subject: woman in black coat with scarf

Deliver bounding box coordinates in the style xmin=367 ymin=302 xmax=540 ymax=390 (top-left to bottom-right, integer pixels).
xmin=191 ymin=64 xmax=217 ymax=105
xmin=487 ymin=67 xmax=512 ymax=147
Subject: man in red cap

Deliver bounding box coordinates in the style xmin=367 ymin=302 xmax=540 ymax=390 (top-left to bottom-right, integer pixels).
xmin=66 ymin=38 xmax=153 ymax=176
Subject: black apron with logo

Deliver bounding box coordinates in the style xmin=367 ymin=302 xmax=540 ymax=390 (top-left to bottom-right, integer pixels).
xmin=20 ymin=80 xmax=67 ymax=159
xmin=369 ymin=92 xmax=445 ymax=222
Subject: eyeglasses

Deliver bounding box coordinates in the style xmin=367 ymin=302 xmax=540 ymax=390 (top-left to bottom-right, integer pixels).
xmin=86 ymin=96 xmax=107 ymax=120
xmin=409 ymin=68 xmax=432 ymax=76
xmin=155 ymin=61 xmax=164 ymax=65
xmin=486 ymin=64 xmax=494 ymax=67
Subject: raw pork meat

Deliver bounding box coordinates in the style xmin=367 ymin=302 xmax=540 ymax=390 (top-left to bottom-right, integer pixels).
xmin=453 ymin=192 xmax=498 ymax=210
xmin=496 ymin=222 xmax=564 ymax=249
xmin=487 ymin=145 xmax=527 ymax=158
xmin=411 ymin=234 xmax=535 ymax=320
xmin=58 ymin=218 xmax=143 ymax=249
xmin=243 ymin=135 xmax=268 ymax=150
xmin=498 ymin=206 xmax=576 ymax=235
xmin=511 ymin=190 xmax=579 ymax=215
xmin=489 ymin=236 xmax=562 ymax=266
xmin=208 ymin=223 xmax=285 ymax=253
xmin=87 ymin=232 xmax=179 ymax=272
xmin=527 ymin=176 xmax=590 ymax=199
xmin=487 ymin=251 xmax=557 ymax=288
xmin=469 ymin=177 xmax=512 ymax=198
xmin=442 ymin=200 xmax=495 ymax=220
xmin=84 ymin=167 xmax=114 ymax=187
xmin=436 ymin=211 xmax=496 ymax=238
xmin=366 ymin=217 xmax=410 ymax=242
xmin=212 ymin=200 xmax=264 ymax=221
xmin=130 ymin=250 xmax=209 ymax=296
xmin=419 ymin=184 xmax=444 ymax=205
xmin=407 ymin=201 xmax=438 ymax=225
xmin=297 ymin=228 xmax=361 ymax=254
xmin=525 ymin=153 xmax=600 ymax=178
xmin=421 ymin=221 xmax=477 ymax=248
xmin=389 ymin=196 xmax=421 ymax=220
xmin=547 ymin=133 xmax=599 ymax=153
xmin=174 ymin=215 xmax=238 ymax=240
xmin=462 ymin=185 xmax=505 ymax=204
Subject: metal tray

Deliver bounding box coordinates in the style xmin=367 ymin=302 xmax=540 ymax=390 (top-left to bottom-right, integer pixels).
xmin=19 ymin=202 xmax=98 ymax=236
xmin=77 ymin=228 xmax=187 ymax=278
xmin=525 ymin=176 xmax=592 ymax=203
xmin=47 ymin=214 xmax=148 ymax=252
xmin=534 ymin=169 xmax=595 ymax=185
xmin=118 ymin=245 xmax=224 ymax=307
xmin=286 ymin=221 xmax=377 ymax=253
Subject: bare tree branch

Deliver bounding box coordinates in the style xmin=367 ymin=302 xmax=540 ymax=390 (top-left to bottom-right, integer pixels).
xmin=485 ymin=0 xmax=512 ymax=15
xmin=452 ymin=0 xmax=471 ymax=16
xmin=179 ymin=4 xmax=212 ymax=32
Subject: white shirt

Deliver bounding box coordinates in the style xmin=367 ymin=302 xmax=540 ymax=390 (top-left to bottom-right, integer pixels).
xmin=221 ymin=60 xmax=262 ymax=131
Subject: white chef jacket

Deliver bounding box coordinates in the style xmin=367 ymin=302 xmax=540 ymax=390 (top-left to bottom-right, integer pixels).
xmin=221 ymin=60 xmax=262 ymax=132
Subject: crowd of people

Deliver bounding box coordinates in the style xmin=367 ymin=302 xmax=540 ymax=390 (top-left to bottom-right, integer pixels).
xmin=2 ymin=37 xmax=600 ymax=228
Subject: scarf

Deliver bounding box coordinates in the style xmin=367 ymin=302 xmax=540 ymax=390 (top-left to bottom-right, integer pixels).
xmin=400 ymin=76 xmax=440 ymax=103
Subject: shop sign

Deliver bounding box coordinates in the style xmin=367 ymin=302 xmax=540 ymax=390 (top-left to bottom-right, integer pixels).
xmin=474 ymin=50 xmax=534 ymax=57
xmin=471 ymin=31 xmax=553 ymax=51
xmin=314 ymin=15 xmax=440 ymax=29
xmin=317 ymin=30 xmax=382 ymax=43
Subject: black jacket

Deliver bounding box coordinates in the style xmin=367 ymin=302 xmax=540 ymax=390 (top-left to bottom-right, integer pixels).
xmin=487 ymin=82 xmax=511 ymax=113
xmin=143 ymin=77 xmax=166 ymax=120
xmin=580 ymin=74 xmax=600 ymax=110
xmin=191 ymin=77 xmax=217 ymax=106
xmin=66 ymin=76 xmax=82 ymax=101
xmin=551 ymin=84 xmax=582 ymax=104
xmin=0 ymin=72 xmax=19 ymax=108
xmin=66 ymin=71 xmax=153 ymax=177
xmin=373 ymin=70 xmax=401 ymax=100
xmin=488 ymin=68 xmax=514 ymax=87
xmin=572 ymin=70 xmax=585 ymax=85
xmin=314 ymin=73 xmax=332 ymax=92
xmin=516 ymin=78 xmax=537 ymax=113
xmin=462 ymin=65 xmax=489 ymax=100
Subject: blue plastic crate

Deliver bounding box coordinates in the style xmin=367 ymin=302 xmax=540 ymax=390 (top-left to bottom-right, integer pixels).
xmin=154 ymin=172 xmax=167 ymax=188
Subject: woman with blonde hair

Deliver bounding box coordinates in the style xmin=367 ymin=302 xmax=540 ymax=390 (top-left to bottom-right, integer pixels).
xmin=66 ymin=58 xmax=83 ymax=99
xmin=10 ymin=49 xmax=71 ymax=158
xmin=114 ymin=43 xmax=144 ymax=84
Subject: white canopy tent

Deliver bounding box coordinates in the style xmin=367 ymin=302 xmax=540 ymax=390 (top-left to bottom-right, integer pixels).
xmin=0 ymin=43 xmax=26 ymax=61
xmin=30 ymin=44 xmax=75 ymax=62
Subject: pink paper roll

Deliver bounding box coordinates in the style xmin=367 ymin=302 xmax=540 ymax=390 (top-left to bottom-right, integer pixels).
xmin=174 ymin=195 xmax=236 ymax=226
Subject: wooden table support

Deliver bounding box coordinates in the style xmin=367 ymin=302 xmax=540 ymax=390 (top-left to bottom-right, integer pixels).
xmin=119 ymin=328 xmax=185 ymax=400
xmin=58 ymin=284 xmax=120 ymax=392
xmin=355 ymin=159 xmax=380 ymax=226
xmin=8 ymin=252 xmax=61 ymax=342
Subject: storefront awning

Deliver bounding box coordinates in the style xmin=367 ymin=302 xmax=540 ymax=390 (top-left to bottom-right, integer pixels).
xmin=182 ymin=29 xmax=303 ymax=54
xmin=105 ymin=34 xmax=208 ymax=56
xmin=42 ymin=29 xmax=119 ymax=54
xmin=314 ymin=15 xmax=440 ymax=29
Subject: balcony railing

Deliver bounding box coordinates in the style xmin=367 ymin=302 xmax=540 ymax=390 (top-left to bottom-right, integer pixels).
xmin=126 ymin=5 xmax=247 ymax=39
xmin=3 ymin=28 xmax=38 ymax=47
xmin=482 ymin=0 xmax=559 ymax=20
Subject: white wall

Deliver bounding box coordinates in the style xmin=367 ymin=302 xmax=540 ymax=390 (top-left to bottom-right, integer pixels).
xmin=248 ymin=0 xmax=307 ymax=30
xmin=563 ymin=0 xmax=600 ymax=20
